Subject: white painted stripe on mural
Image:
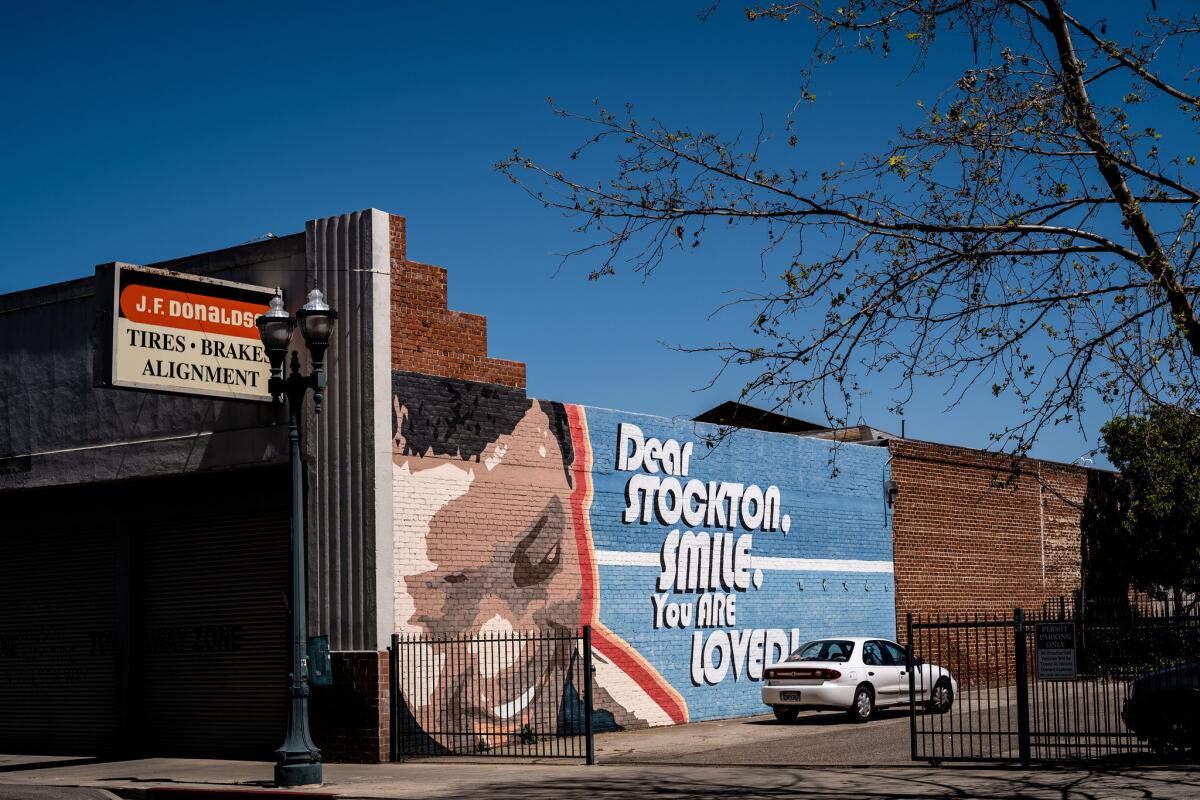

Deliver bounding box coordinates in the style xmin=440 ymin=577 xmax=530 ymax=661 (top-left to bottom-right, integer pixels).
xmin=592 ymin=550 xmax=660 ymax=567
xmin=593 ymin=550 xmax=893 ymax=574
xmin=752 ymin=556 xmax=894 ymax=574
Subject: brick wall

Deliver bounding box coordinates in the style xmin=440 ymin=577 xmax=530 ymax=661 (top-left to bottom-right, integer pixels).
xmin=390 ymin=371 xmax=568 ymax=636
xmin=889 ymin=438 xmax=1087 ymax=630
xmin=391 ymin=373 xmax=896 ymax=734
xmin=577 ymin=406 xmax=895 ymax=724
xmin=310 ymin=650 xmax=389 ymax=763
xmin=388 ymin=215 xmax=525 ymax=388
xmin=378 ymin=219 xmax=1100 ymax=726
xmin=888 ymin=439 xmax=1089 ymax=686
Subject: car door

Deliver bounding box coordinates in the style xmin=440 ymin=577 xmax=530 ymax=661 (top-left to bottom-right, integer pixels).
xmin=881 ymin=641 xmax=914 ymax=705
xmin=861 ymin=640 xmax=902 ymax=705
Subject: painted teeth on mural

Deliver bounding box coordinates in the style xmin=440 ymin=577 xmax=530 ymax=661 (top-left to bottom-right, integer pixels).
xmin=491 ymin=686 xmax=536 ymax=719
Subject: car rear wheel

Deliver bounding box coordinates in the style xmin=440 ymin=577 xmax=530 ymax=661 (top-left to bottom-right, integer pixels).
xmin=773 ymin=706 xmax=799 ymax=723
xmin=926 ymin=679 xmax=953 ymax=714
xmin=847 ymin=685 xmax=874 ymax=723
xmin=1148 ymin=701 xmax=1198 ymax=758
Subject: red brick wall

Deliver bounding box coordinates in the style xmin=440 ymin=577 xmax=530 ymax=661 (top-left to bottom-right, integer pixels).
xmin=310 ymin=650 xmax=390 ymax=763
xmin=890 ymin=438 xmax=1087 ymax=633
xmin=388 ymin=215 xmax=525 ymax=388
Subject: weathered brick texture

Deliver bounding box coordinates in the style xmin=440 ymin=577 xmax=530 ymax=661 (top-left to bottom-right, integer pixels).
xmin=888 ymin=438 xmax=1087 ymax=687
xmin=391 ymin=371 xmax=568 ymax=639
xmin=378 ymin=216 xmax=1097 ymax=728
xmin=391 ymin=373 xmax=897 ymax=727
xmin=890 ymin=438 xmax=1086 ymax=635
xmin=310 ymin=650 xmax=390 ymax=763
xmin=389 ymin=215 xmax=525 ymax=388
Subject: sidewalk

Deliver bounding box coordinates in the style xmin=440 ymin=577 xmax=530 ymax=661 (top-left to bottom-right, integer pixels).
xmin=2 ymin=756 xmax=1199 ymax=800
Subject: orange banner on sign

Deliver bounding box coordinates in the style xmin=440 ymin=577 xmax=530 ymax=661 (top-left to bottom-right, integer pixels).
xmin=119 ymin=284 xmax=268 ymax=340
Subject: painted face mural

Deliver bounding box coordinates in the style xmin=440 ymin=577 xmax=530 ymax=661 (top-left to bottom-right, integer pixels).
xmin=392 ymin=375 xmax=683 ymax=751
xmin=394 ymin=397 xmax=578 ymax=639
xmin=392 ymin=373 xmax=897 ymax=751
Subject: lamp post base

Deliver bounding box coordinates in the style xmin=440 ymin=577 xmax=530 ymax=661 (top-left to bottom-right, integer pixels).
xmin=274 ymin=761 xmax=322 ymax=788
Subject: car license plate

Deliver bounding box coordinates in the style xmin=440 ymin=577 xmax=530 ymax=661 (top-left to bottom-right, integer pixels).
xmin=781 ymin=691 xmax=802 ymax=703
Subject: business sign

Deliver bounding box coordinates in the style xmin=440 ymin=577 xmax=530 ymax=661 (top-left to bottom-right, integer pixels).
xmin=1035 ymin=622 xmax=1077 ymax=680
xmin=95 ymin=263 xmax=275 ymax=402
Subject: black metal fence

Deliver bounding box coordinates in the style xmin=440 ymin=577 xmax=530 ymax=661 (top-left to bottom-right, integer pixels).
xmin=389 ymin=626 xmax=594 ymax=762
xmin=906 ymin=611 xmax=1022 ymax=764
xmin=907 ymin=600 xmax=1200 ymax=765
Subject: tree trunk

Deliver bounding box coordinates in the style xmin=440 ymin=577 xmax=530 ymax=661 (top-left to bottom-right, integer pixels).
xmin=1039 ymin=0 xmax=1200 ymax=358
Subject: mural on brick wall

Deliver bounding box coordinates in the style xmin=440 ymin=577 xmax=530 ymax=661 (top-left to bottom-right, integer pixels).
xmin=392 ymin=372 xmax=896 ymax=748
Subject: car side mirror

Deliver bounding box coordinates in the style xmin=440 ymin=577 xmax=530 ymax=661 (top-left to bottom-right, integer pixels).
xmin=915 ymin=657 xmax=925 ymax=667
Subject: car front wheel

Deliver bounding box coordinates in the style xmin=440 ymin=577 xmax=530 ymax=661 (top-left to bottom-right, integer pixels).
xmin=773 ymin=706 xmax=799 ymax=723
xmin=847 ymin=685 xmax=874 ymax=723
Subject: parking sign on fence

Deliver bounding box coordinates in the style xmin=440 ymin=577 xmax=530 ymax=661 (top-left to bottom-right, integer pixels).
xmin=1035 ymin=622 xmax=1077 ymax=681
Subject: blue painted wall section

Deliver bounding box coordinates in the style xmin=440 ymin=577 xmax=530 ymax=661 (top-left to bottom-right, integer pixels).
xmin=580 ymin=407 xmax=896 ymax=722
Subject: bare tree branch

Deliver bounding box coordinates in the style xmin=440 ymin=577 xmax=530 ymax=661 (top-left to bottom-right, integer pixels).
xmin=498 ymin=0 xmax=1200 ymax=453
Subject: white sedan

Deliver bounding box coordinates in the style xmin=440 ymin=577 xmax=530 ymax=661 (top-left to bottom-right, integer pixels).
xmin=761 ymin=637 xmax=957 ymax=723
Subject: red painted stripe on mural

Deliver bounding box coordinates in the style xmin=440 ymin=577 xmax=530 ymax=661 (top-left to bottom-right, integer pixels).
xmin=592 ymin=627 xmax=689 ymax=725
xmin=565 ymin=404 xmax=688 ymax=726
xmin=566 ymin=404 xmax=598 ymax=627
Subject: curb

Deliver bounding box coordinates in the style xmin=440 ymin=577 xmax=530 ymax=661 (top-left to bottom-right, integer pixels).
xmin=107 ymin=787 xmax=338 ymax=799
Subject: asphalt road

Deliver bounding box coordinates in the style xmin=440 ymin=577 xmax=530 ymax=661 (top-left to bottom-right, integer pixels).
xmin=595 ymin=685 xmax=1149 ymax=766
xmin=595 ymin=707 xmax=918 ymax=766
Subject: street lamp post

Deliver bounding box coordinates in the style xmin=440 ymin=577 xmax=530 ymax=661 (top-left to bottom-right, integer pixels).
xmin=256 ymin=287 xmax=338 ymax=788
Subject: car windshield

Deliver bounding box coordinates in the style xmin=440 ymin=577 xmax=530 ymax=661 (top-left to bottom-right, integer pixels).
xmin=787 ymin=640 xmax=856 ymax=662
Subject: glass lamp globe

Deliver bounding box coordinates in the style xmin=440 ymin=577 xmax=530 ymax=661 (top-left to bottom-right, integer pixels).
xmin=297 ymin=287 xmax=338 ymax=347
xmin=256 ymin=293 xmax=295 ymax=354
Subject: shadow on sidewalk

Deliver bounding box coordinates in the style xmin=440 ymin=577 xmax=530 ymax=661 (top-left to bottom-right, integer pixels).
xmin=0 ymin=758 xmax=113 ymax=775
xmin=442 ymin=765 xmax=1200 ymax=800
xmin=741 ymin=709 xmax=913 ymax=727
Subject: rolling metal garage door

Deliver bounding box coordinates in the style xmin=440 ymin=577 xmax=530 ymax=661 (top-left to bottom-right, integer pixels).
xmin=137 ymin=508 xmax=289 ymax=758
xmin=0 ymin=524 xmax=119 ymax=754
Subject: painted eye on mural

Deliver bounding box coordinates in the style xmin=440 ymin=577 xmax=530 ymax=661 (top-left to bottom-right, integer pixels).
xmin=510 ymin=497 xmax=565 ymax=588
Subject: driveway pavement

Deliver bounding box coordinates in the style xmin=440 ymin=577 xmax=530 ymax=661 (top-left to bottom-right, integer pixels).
xmin=595 ymin=708 xmax=915 ymax=765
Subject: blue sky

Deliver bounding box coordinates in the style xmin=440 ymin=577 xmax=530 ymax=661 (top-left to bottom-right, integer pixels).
xmin=2 ymin=1 xmax=1157 ymax=466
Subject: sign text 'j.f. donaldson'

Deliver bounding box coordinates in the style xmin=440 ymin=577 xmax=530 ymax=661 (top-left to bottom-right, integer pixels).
xmin=96 ymin=263 xmax=277 ymax=402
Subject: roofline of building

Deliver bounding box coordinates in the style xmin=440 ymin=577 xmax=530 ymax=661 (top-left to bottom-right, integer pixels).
xmin=0 ymin=232 xmax=305 ymax=315
xmin=692 ymin=399 xmax=1113 ymax=473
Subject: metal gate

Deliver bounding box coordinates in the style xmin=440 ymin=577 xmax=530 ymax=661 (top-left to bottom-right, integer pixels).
xmin=136 ymin=508 xmax=290 ymax=758
xmin=907 ymin=600 xmax=1200 ymax=764
xmin=0 ymin=522 xmax=120 ymax=755
xmin=389 ymin=626 xmax=595 ymax=762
